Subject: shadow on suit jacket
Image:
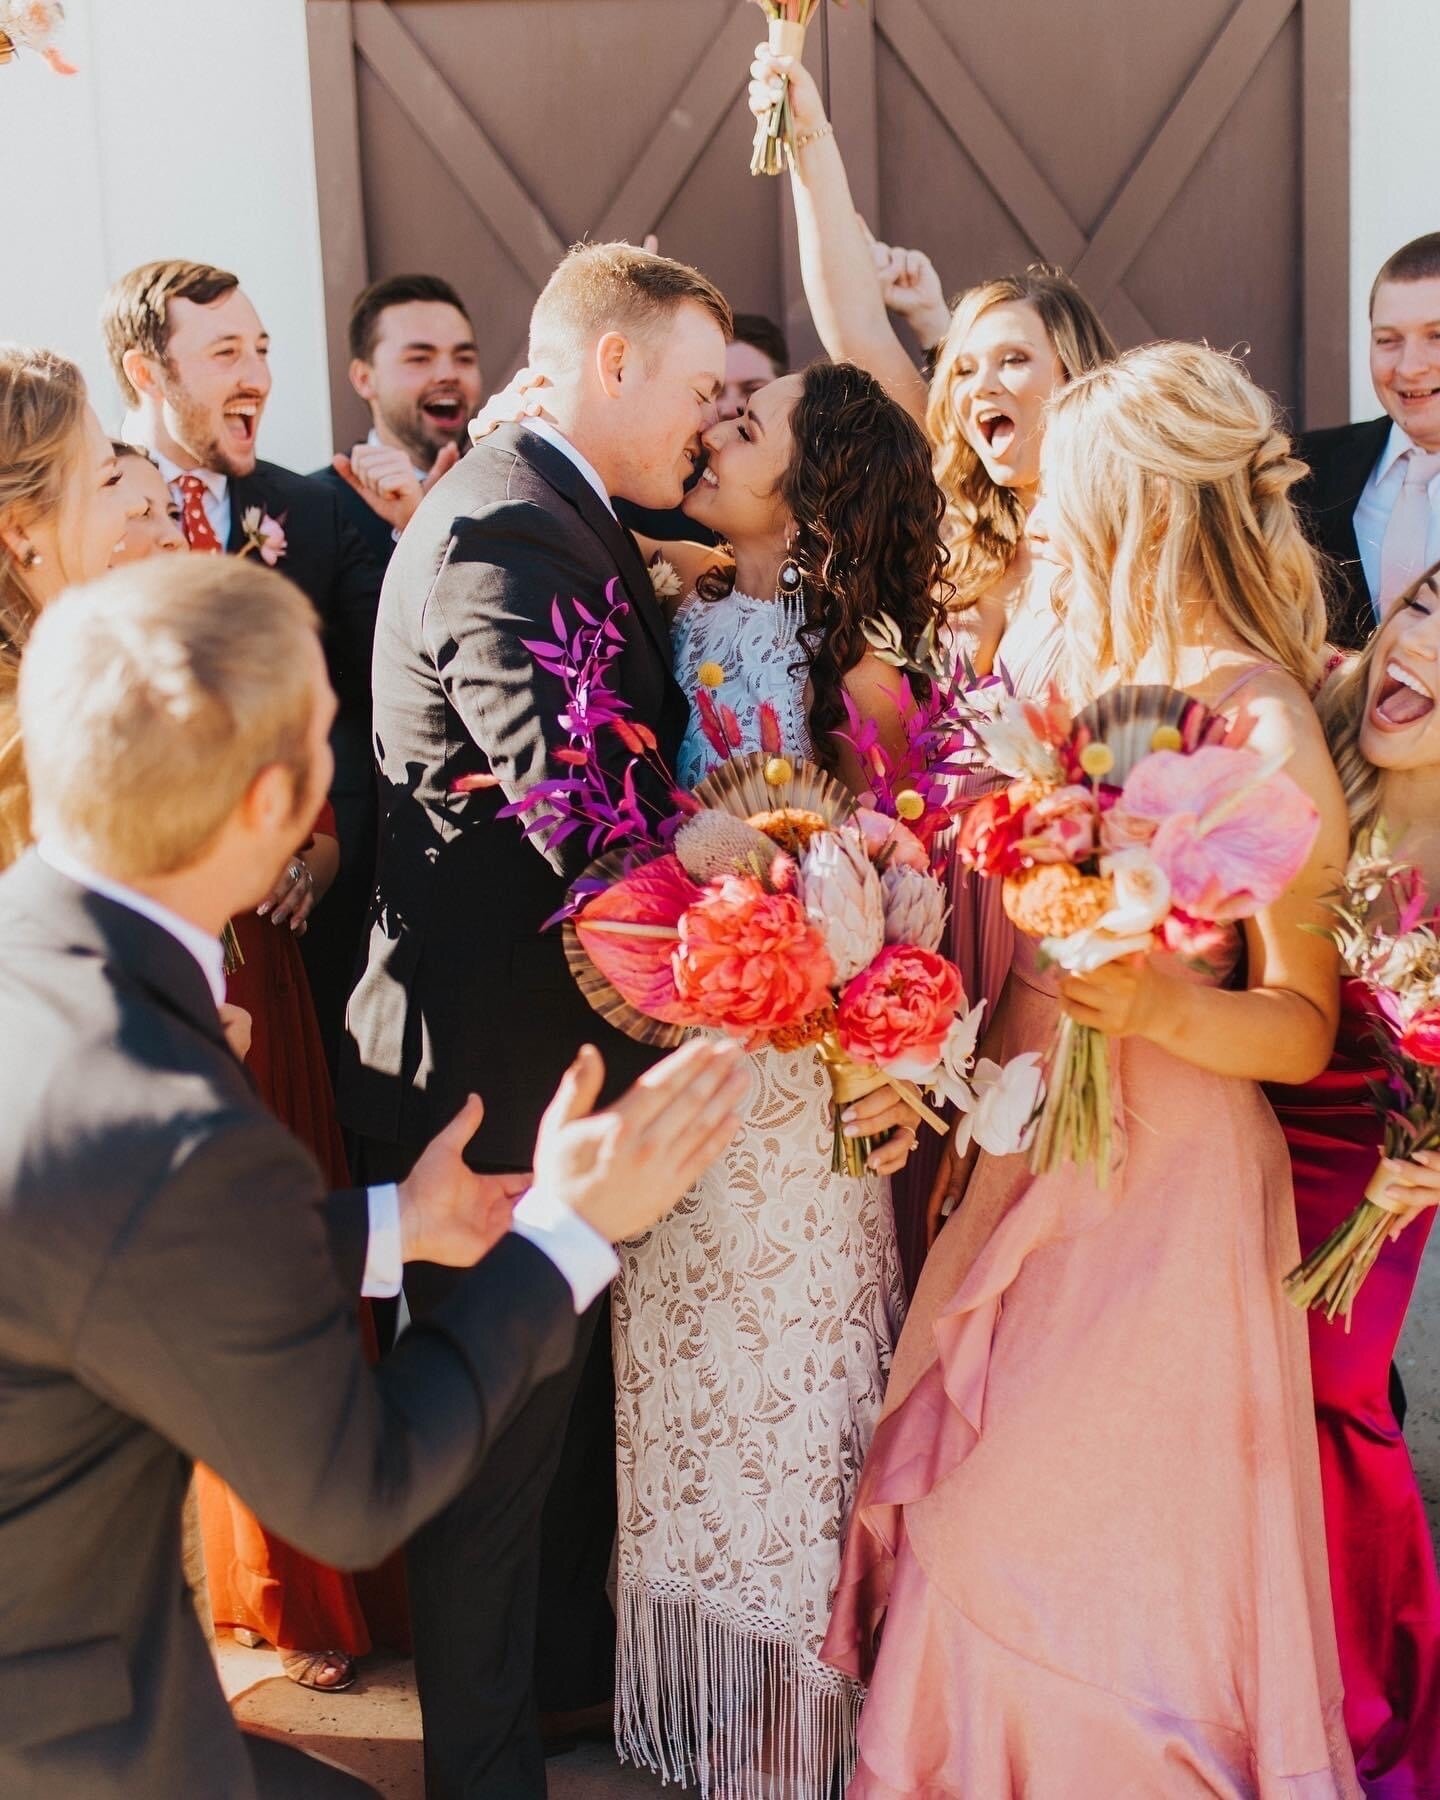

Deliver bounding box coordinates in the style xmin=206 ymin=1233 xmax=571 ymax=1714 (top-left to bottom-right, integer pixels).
xmin=0 ymin=854 xmax=576 ymax=1799
xmin=341 ymin=424 xmax=691 ymax=1168
xmin=1295 ymin=416 xmax=1390 ymax=651
xmin=226 ymin=460 xmax=386 ymax=1065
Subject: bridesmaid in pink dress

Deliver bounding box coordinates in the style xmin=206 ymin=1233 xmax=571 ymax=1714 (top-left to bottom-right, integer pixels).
xmin=1267 ymin=567 xmax=1440 ymax=1795
xmin=825 ymin=344 xmax=1359 ymax=1796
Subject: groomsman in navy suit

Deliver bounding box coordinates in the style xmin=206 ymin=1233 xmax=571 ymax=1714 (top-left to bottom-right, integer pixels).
xmin=102 ymin=260 xmax=385 ymax=1069
xmin=1297 ymin=233 xmax=1440 ymax=648
xmin=314 ymin=273 xmax=484 ymax=567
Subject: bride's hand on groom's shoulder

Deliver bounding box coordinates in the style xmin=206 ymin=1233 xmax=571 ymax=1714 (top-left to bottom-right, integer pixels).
xmin=534 ymin=1040 xmax=749 ymax=1244
xmin=468 ymin=368 xmax=557 ymax=444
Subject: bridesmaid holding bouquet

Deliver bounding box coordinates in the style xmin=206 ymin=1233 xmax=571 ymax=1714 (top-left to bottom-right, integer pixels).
xmin=1268 ymin=558 xmax=1440 ymax=1794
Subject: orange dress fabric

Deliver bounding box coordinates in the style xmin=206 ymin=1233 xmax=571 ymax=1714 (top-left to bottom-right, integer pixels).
xmin=197 ymin=815 xmax=408 ymax=1655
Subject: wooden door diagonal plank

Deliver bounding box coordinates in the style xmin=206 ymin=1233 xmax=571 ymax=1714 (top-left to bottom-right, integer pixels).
xmin=351 ymin=0 xmax=566 ymax=291
xmin=1071 ymin=0 xmax=1297 ymax=304
xmin=594 ymin=3 xmax=761 ymax=243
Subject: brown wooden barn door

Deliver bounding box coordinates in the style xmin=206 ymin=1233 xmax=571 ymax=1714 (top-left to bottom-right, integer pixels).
xmin=306 ymin=0 xmax=1348 ymax=449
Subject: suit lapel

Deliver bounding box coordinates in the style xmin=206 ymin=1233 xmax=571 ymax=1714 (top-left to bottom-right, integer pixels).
xmin=502 ymin=427 xmax=674 ymax=665
xmin=225 ymin=470 xmax=259 ymax=555
xmin=1318 ymin=419 xmax=1390 ymax=647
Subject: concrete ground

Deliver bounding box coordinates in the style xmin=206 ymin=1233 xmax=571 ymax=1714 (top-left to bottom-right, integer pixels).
xmin=224 ymin=1228 xmax=1440 ymax=1798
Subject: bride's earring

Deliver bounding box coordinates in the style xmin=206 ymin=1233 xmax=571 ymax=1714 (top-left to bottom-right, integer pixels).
xmin=775 ymin=552 xmax=802 ymax=604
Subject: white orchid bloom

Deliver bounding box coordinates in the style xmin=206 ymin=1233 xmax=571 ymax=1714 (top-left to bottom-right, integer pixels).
xmin=1041 ymin=926 xmax=1155 ymax=975
xmin=953 ymin=1053 xmax=1045 ymax=1157
xmin=1095 ymin=846 xmax=1171 ymax=937
xmin=890 ymin=1001 xmax=988 ymax=1100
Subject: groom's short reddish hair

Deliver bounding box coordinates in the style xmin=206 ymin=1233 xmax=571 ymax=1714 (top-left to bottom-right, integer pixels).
xmin=530 ymin=241 xmax=731 ymax=366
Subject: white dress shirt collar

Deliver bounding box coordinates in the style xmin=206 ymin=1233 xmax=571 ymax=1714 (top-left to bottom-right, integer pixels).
xmin=152 ymin=451 xmax=227 ymax=505
xmin=521 ymin=419 xmax=616 ymax=518
xmin=36 ymin=840 xmax=228 ymax=1008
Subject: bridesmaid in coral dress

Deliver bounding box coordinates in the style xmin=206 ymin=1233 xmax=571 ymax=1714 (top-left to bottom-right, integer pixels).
xmin=826 ymin=345 xmax=1360 ymax=1796
xmin=1267 ymin=564 xmax=1440 ymax=1795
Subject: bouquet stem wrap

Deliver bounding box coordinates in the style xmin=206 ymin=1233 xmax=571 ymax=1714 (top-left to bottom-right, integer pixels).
xmin=751 ymin=19 xmax=808 ymax=176
xmin=1029 ymin=1014 xmax=1113 ymax=1187
xmin=1283 ymin=1155 xmax=1425 ymax=1329
xmin=819 ymin=1030 xmax=890 ymax=1177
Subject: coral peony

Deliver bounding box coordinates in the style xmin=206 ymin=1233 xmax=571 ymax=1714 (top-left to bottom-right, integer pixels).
xmin=837 ymin=945 xmax=963 ymax=1069
xmin=1399 ymin=1007 xmax=1440 ymax=1068
xmin=957 ymin=787 xmax=1032 ymax=878
xmin=1019 ymin=784 xmax=1099 ymax=865
xmin=673 ymin=874 xmax=833 ymax=1041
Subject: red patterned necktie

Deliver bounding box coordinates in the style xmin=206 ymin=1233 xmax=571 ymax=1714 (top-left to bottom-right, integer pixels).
xmin=177 ymin=472 xmax=222 ymax=554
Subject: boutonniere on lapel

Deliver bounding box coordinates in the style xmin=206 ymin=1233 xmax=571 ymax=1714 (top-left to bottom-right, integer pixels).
xmin=648 ymin=555 xmax=683 ymax=602
xmin=238 ymin=507 xmax=287 ymax=567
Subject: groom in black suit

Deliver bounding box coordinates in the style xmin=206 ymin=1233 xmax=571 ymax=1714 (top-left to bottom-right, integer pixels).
xmin=102 ymin=259 xmax=385 ymax=1071
xmin=0 ymin=554 xmax=745 ymax=1799
xmin=1296 ymin=232 xmax=1440 ymax=648
xmin=343 ymin=242 xmax=731 ymax=1797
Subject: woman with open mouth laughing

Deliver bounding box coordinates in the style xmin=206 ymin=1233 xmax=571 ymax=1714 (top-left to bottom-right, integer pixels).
xmin=1266 ymin=557 xmax=1440 ymax=1795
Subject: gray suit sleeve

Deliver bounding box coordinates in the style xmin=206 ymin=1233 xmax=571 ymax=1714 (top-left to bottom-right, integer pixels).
xmin=427 ymin=502 xmax=656 ymax=882
xmin=71 ymin=1115 xmax=576 ymax=1569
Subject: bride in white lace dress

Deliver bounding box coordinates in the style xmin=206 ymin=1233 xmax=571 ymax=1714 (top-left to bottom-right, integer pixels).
xmin=614 ymin=363 xmax=951 ymax=1799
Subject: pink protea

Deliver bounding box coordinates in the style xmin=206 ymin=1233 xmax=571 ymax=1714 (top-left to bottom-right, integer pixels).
xmin=673 ymin=874 xmax=833 ymax=1042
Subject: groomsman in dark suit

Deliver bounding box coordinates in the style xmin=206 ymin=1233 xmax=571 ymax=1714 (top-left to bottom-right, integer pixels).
xmin=1297 ymin=232 xmax=1440 ymax=648
xmin=313 ymin=273 xmax=485 ymax=567
xmin=0 ymin=552 xmax=745 ymax=1800
xmin=343 ymin=242 xmax=731 ymax=1797
xmin=102 ymin=260 xmax=386 ymax=1070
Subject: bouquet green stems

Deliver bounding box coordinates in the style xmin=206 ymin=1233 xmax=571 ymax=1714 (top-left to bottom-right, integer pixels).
xmin=1028 ymin=1014 xmax=1113 ymax=1188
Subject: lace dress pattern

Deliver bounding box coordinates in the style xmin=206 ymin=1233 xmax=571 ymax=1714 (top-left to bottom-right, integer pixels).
xmin=613 ymin=589 xmax=908 ymax=1799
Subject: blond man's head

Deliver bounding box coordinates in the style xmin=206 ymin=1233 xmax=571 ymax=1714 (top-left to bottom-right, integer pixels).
xmin=21 ymin=557 xmax=324 ymax=881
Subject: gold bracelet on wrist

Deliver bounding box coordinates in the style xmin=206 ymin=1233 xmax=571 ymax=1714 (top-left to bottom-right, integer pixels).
xmin=793 ymin=121 xmax=834 ymax=154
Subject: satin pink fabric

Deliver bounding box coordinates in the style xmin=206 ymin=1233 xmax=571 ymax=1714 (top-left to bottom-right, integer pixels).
xmin=825 ymin=940 xmax=1358 ymax=1796
xmin=1268 ymin=982 xmax=1440 ymax=1795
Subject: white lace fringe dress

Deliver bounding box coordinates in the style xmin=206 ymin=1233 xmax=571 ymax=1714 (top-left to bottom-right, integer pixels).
xmin=612 ymin=588 xmax=908 ymax=1799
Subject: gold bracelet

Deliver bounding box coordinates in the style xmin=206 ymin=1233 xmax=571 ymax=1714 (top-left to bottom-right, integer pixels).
xmin=793 ymin=121 xmax=834 ymax=154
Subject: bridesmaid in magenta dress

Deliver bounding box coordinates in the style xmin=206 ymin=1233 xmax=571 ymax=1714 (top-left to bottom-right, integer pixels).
xmin=825 ymin=346 xmax=1359 ymax=1796
xmin=1267 ymin=565 xmax=1440 ymax=1795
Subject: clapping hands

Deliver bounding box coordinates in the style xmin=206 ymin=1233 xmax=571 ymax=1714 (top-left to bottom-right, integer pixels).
xmin=332 ymin=439 xmax=462 ymax=534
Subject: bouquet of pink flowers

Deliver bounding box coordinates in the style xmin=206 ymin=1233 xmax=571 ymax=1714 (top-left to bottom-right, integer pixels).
xmin=491 ymin=586 xmax=1041 ymax=1176
xmin=953 ymin=685 xmax=1322 ymax=1185
xmin=1284 ymin=845 xmax=1440 ymax=1325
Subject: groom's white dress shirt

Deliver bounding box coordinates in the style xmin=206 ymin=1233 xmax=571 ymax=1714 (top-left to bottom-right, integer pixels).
xmin=35 ymin=843 xmax=619 ymax=1312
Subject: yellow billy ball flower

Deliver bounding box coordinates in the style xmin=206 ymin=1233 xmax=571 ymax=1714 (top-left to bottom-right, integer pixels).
xmin=1149 ymin=724 xmax=1183 ymax=753
xmin=697 ymin=661 xmax=726 ymax=689
xmin=1079 ymin=741 xmax=1115 ymax=779
xmin=763 ymin=756 xmax=794 ymax=787
xmin=895 ymin=789 xmax=926 ymax=821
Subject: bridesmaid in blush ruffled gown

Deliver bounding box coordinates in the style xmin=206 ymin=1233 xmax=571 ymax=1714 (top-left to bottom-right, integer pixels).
xmin=1267 ymin=562 xmax=1440 ymax=1795
xmin=825 ymin=345 xmax=1360 ymax=1797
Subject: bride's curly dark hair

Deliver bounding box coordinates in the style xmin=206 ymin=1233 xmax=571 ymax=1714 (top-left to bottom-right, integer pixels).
xmin=699 ymin=361 xmax=950 ymax=774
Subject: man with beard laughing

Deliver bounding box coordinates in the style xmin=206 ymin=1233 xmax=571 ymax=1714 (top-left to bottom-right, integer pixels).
xmin=102 ymin=259 xmax=385 ymax=1075
xmin=316 ymin=274 xmax=484 ymax=567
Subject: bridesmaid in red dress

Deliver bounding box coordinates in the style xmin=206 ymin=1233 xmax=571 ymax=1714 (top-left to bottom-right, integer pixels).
xmin=1267 ymin=561 xmax=1440 ymax=1796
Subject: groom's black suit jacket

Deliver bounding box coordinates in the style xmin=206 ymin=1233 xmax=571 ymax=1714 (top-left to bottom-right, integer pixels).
xmin=342 ymin=425 xmax=690 ymax=1168
xmin=0 ymin=853 xmax=576 ymax=1799
xmin=1294 ymin=416 xmax=1392 ymax=651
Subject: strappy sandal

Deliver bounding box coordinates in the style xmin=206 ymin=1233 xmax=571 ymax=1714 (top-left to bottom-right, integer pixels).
xmin=232 ymin=1629 xmax=357 ymax=1692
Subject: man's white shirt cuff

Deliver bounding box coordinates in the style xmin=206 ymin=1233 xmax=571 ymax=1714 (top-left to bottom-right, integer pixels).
xmin=511 ymin=1187 xmax=619 ymax=1312
xmin=362 ymin=1184 xmax=404 ymax=1298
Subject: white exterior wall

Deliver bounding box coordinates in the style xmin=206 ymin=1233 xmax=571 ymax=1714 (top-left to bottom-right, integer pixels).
xmin=0 ymin=0 xmax=332 ymax=471
xmin=1349 ymin=0 xmax=1440 ymax=421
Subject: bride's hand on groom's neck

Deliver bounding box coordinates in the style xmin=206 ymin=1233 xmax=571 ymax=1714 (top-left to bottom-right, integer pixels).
xmin=468 ymin=368 xmax=558 ymax=444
